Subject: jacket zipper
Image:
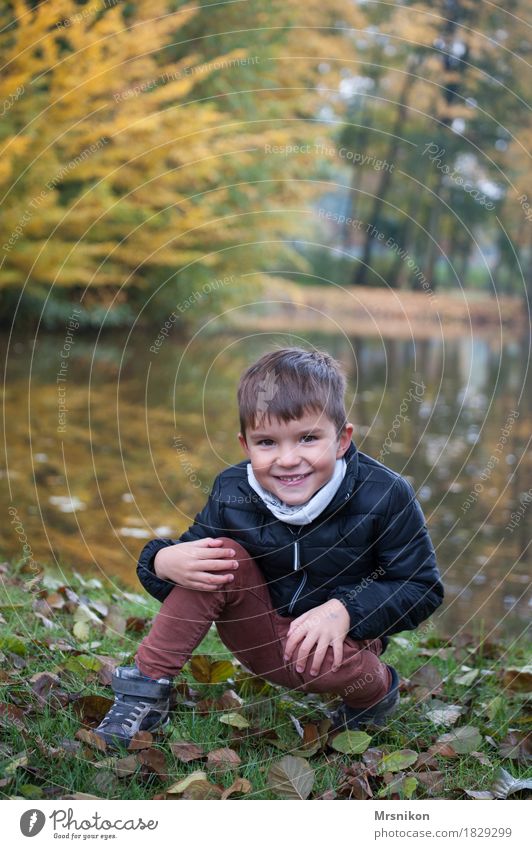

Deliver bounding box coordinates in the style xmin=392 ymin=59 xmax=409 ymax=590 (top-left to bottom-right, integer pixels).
xmin=287 ymin=526 xmax=306 ymax=614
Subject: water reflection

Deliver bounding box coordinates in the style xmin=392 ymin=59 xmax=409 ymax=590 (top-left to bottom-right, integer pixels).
xmin=1 ymin=329 xmax=530 ymax=638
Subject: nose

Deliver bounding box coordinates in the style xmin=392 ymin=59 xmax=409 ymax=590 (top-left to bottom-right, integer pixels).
xmin=276 ymin=446 xmax=302 ymax=468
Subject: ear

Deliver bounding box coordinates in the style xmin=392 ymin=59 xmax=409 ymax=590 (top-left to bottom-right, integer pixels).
xmin=237 ymin=431 xmax=249 ymax=456
xmin=336 ymin=422 xmax=354 ymax=458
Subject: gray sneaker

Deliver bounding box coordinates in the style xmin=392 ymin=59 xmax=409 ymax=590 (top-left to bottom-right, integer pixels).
xmin=330 ymin=664 xmax=400 ymax=731
xmin=95 ymin=665 xmax=172 ymax=748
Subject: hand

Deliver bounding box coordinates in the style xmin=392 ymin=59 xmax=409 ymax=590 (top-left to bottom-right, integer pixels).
xmin=154 ymin=538 xmax=239 ymax=591
xmin=283 ymin=599 xmax=351 ymax=677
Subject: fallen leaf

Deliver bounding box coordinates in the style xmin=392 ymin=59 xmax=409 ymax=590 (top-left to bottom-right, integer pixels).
xmin=170 ymin=741 xmax=205 ymax=763
xmin=428 ymin=742 xmax=459 ymax=759
xmin=127 ymin=731 xmax=154 ymax=751
xmin=409 ymin=664 xmax=443 ymax=700
xmin=436 ymin=725 xmax=482 ymax=754
xmin=221 ymin=777 xmax=252 ymax=799
xmin=167 ymin=771 xmax=208 ymax=794
xmin=463 ymin=789 xmax=494 ymax=799
xmin=454 ymin=669 xmax=480 ymax=686
xmin=74 ymin=728 xmax=107 ymax=752
xmin=425 ymin=701 xmax=464 ymax=726
xmin=182 ymin=780 xmax=223 ymax=800
xmin=219 ymin=712 xmax=250 ymax=729
xmin=491 ymin=766 xmax=532 ymax=799
xmin=72 ymin=695 xmax=114 ymax=727
xmin=470 ymin=751 xmax=492 ymax=766
xmin=331 ymin=730 xmax=372 ymax=755
xmin=377 ymin=749 xmax=418 ymax=774
xmin=4 ymin=753 xmax=29 ymax=774
xmin=189 ymin=655 xmax=235 ymax=684
xmin=126 ymin=617 xmax=149 ymax=633
xmin=267 ymin=756 xmax=315 ymax=800
xmin=207 ymin=747 xmax=241 ymax=771
xmin=138 ymin=747 xmax=167 ymax=777
xmin=413 ymin=770 xmax=445 ymax=795
xmin=498 ymin=731 xmax=531 ymax=763
xmin=0 ymin=702 xmax=28 ymax=731
xmin=104 ymin=605 xmax=127 ymax=636
xmin=501 ymin=666 xmax=532 ymax=693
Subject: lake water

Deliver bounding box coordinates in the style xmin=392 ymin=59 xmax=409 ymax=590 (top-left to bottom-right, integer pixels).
xmin=2 ymin=328 xmax=530 ymax=639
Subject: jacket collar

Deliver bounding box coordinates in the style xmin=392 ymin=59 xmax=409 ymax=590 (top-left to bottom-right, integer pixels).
xmin=236 ymin=440 xmax=359 ymax=521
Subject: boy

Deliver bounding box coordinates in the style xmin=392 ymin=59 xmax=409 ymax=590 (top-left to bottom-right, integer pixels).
xmin=96 ymin=347 xmax=443 ymax=747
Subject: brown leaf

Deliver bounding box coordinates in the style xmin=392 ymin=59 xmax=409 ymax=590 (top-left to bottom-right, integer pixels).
xmin=207 ymin=747 xmax=241 ymax=771
xmin=138 ymin=747 xmax=167 ymax=776
xmin=127 ymin=731 xmax=154 ymax=750
xmin=362 ymin=747 xmax=385 ymax=774
xmin=74 ymin=728 xmax=107 ymax=752
xmin=93 ymin=656 xmax=120 ymax=687
xmin=170 ymin=741 xmax=205 ymax=763
xmin=267 ymin=756 xmax=315 ymax=800
xmin=126 ymin=617 xmax=149 ymax=633
xmin=409 ymin=664 xmax=443 ymax=700
xmin=501 ymin=666 xmax=532 ymax=693
xmin=72 ymin=695 xmax=114 ymax=727
xmin=416 ymin=751 xmax=441 ymax=770
xmin=221 ymin=777 xmax=252 ymax=799
xmin=498 ymin=731 xmax=531 ymax=763
xmin=414 ymin=770 xmax=445 ymax=795
xmin=217 ymin=689 xmax=244 ymax=710
xmin=0 ymin=702 xmax=28 ymax=731
xmin=428 ymin=742 xmax=459 ymax=759
xmin=182 ymin=780 xmax=224 ymax=800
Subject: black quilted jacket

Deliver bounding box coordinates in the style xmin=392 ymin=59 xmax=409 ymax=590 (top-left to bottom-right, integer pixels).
xmin=137 ymin=441 xmax=444 ymax=641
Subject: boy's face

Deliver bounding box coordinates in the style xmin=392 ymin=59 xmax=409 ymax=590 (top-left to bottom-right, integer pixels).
xmin=238 ymin=409 xmax=353 ymax=505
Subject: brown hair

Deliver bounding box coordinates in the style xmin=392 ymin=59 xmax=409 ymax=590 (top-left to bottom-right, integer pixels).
xmin=237 ymin=346 xmax=348 ymax=438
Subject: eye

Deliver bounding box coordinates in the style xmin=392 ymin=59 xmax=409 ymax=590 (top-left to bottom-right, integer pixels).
xmin=257 ymin=438 xmax=274 ymax=446
xmin=301 ymin=434 xmax=317 ymax=442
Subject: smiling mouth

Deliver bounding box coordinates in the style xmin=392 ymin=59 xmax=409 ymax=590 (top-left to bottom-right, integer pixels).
xmin=274 ymin=472 xmax=312 ymax=484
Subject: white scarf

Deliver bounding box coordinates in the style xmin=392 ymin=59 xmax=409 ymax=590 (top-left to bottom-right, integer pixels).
xmin=246 ymin=458 xmax=347 ymax=525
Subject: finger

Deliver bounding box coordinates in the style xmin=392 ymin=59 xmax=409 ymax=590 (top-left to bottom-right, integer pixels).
xmin=196 ymin=558 xmax=239 ymax=571
xmin=309 ymin=639 xmax=329 ymax=677
xmin=189 ymin=582 xmax=219 ymax=592
xmin=199 ymin=547 xmax=237 ymax=561
xmin=196 ymin=537 xmax=223 ymax=546
xmin=295 ymin=634 xmax=318 ymax=674
xmin=195 ymin=571 xmax=235 ymax=585
xmin=284 ymin=626 xmax=307 ymax=662
xmin=287 ymin=611 xmax=309 ymax=636
xmin=331 ymin=638 xmax=344 ymax=672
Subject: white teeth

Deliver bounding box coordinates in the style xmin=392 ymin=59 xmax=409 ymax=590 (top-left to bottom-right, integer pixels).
xmin=278 ymin=474 xmax=308 ymax=481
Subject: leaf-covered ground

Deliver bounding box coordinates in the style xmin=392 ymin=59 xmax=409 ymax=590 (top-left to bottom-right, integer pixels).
xmin=0 ymin=560 xmax=531 ymax=800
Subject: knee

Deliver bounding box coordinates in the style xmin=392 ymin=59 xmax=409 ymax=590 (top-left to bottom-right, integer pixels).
xmin=214 ymin=536 xmax=253 ymax=561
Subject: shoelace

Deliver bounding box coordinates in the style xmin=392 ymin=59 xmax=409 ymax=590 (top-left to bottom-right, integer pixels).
xmin=100 ymin=699 xmax=153 ymax=731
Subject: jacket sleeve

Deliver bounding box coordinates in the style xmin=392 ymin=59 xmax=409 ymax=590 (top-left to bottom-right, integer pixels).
xmin=136 ymin=474 xmax=225 ymax=602
xmin=328 ymin=477 xmax=444 ymax=639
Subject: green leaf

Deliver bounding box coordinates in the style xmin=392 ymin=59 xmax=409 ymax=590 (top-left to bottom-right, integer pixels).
xmin=331 ymin=730 xmax=372 ymax=755
xmin=377 ymin=749 xmax=419 ymax=773
xmin=219 ymin=712 xmax=250 ymax=729
xmin=0 ymin=636 xmax=28 ymax=656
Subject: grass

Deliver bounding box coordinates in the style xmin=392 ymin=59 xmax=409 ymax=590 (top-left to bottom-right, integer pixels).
xmin=0 ymin=558 xmax=530 ymax=800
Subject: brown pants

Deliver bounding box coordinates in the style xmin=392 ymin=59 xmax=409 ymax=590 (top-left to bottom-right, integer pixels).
xmin=136 ymin=538 xmax=392 ymax=709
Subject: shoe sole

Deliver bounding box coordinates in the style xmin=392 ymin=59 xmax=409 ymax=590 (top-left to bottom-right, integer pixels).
xmin=96 ymin=717 xmax=171 ymax=750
